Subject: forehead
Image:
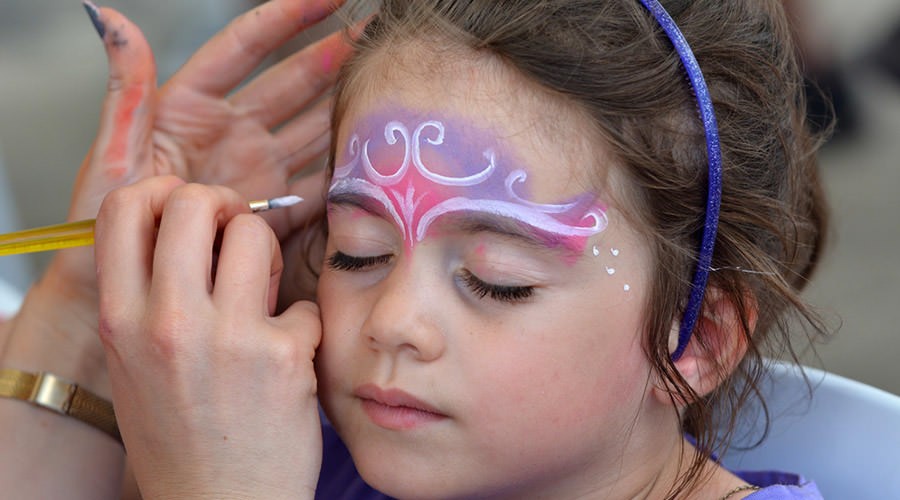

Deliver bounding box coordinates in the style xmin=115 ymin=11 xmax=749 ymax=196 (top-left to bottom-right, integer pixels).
xmin=336 ymin=45 xmax=606 ymax=196
xmin=330 ymin=105 xmax=609 ymax=251
xmin=329 ymin=51 xmax=613 ymax=250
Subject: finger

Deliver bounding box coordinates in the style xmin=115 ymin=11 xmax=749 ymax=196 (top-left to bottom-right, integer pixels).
xmin=230 ymin=30 xmax=352 ymax=130
xmin=166 ymin=0 xmax=345 ymax=97
xmin=151 ymin=184 xmax=250 ymax=301
xmin=76 ymin=3 xmax=157 ymax=209
xmin=95 ymin=176 xmax=187 ymax=328
xmin=274 ymin=98 xmax=333 ymax=175
xmin=271 ymin=300 xmax=322 ymax=353
xmin=213 ymin=214 xmax=284 ymax=316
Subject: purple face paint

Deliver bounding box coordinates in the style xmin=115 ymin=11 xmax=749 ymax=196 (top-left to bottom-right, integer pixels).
xmin=329 ymin=108 xmax=608 ymax=253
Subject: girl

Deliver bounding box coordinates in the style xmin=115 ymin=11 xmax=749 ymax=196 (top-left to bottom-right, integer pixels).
xmin=312 ymin=2 xmax=828 ymax=497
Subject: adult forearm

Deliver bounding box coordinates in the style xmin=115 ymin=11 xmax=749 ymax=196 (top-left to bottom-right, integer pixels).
xmin=0 ymin=274 xmax=124 ymax=499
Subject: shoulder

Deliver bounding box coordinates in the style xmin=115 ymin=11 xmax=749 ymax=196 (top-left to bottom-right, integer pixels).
xmin=738 ymin=470 xmax=823 ymax=500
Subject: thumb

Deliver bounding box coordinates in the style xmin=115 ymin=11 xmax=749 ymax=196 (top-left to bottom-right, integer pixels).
xmin=273 ymin=300 xmax=323 ymax=353
xmin=70 ymin=1 xmax=158 ymax=221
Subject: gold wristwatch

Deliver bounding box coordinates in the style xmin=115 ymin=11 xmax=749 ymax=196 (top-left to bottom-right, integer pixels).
xmin=0 ymin=368 xmax=121 ymax=444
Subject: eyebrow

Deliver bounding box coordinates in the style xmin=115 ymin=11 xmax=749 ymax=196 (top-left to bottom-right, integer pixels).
xmin=327 ymin=191 xmax=392 ymax=219
xmin=452 ymin=212 xmax=573 ymax=252
xmin=327 ymin=191 xmax=581 ymax=255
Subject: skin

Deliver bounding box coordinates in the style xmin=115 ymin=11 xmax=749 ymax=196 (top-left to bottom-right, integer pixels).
xmin=315 ymin=44 xmax=755 ymax=499
xmin=0 ymin=0 xmax=350 ymax=498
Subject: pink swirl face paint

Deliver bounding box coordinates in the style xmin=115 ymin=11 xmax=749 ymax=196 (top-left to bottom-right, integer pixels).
xmin=329 ymin=109 xmax=608 ymax=255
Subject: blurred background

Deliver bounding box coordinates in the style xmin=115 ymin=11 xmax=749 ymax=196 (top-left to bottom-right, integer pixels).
xmin=1 ymin=1 xmax=898 ymax=392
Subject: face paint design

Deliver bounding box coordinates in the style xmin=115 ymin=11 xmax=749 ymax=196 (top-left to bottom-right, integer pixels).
xmin=330 ymin=109 xmax=609 ymax=253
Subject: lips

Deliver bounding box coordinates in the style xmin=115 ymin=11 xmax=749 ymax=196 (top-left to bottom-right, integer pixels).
xmin=355 ymin=384 xmax=448 ymax=430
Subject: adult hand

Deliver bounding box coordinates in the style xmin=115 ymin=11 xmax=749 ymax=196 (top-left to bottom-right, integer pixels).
xmin=61 ymin=0 xmax=350 ymax=307
xmin=95 ymin=177 xmax=323 ymax=499
xmin=9 ymin=0 xmax=349 ymax=387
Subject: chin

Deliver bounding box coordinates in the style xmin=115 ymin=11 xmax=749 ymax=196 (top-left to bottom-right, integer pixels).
xmin=350 ymin=447 xmax=466 ymax=500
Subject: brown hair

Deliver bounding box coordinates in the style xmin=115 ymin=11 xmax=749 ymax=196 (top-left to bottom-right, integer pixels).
xmin=328 ymin=0 xmax=831 ymax=496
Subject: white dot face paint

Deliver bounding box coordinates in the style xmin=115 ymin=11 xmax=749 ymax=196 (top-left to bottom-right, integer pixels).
xmin=592 ymin=246 xmax=601 ymax=257
xmin=328 ymin=108 xmax=609 ymax=254
xmin=605 ymin=267 xmax=616 ymax=276
xmin=611 ymin=248 xmax=620 ymax=257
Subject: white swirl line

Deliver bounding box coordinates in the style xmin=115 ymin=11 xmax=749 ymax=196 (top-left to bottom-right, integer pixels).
xmin=504 ymin=170 xmax=580 ymax=214
xmin=410 ymin=121 xmax=496 ymax=186
xmin=333 ymin=135 xmax=360 ymax=179
xmin=362 ymin=122 xmax=411 ymax=186
xmin=416 ymin=197 xmax=608 ymax=242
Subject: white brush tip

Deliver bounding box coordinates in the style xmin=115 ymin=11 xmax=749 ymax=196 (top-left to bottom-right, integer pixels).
xmin=267 ymin=195 xmax=304 ymax=209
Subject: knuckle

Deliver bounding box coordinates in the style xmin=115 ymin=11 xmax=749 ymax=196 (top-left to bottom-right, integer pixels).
xmin=294 ymin=300 xmax=321 ymax=318
xmin=228 ymin=13 xmax=268 ymax=60
xmin=169 ymin=182 xmax=212 ymax=204
xmin=99 ymin=185 xmax=137 ymax=217
xmin=280 ymin=302 xmax=323 ymax=348
xmin=167 ymin=183 xmax=240 ymax=216
xmin=227 ymin=214 xmax=278 ymax=254
xmin=96 ymin=301 xmax=139 ymax=353
xmin=105 ymin=74 xmax=126 ymax=93
xmin=144 ymin=311 xmax=191 ymax=361
xmin=266 ymin=335 xmax=303 ymax=368
xmin=166 ymin=183 xmax=220 ymax=215
xmin=96 ymin=314 xmax=122 ymax=350
xmin=229 ymin=213 xmax=273 ymax=238
xmin=262 ymin=335 xmax=317 ymax=395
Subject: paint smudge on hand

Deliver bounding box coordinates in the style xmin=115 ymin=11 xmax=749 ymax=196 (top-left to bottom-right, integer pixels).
xmin=101 ymin=84 xmax=145 ymax=173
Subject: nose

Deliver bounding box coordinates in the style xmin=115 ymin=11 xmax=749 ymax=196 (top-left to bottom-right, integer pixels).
xmin=361 ymin=259 xmax=446 ymax=362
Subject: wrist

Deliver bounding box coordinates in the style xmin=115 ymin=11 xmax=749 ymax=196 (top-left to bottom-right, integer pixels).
xmin=0 ymin=274 xmax=109 ymax=398
xmin=0 ymin=368 xmax=121 ymax=444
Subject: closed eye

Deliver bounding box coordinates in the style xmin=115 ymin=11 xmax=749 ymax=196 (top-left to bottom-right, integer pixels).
xmin=459 ymin=269 xmax=535 ymax=303
xmin=326 ymin=251 xmax=392 ymax=271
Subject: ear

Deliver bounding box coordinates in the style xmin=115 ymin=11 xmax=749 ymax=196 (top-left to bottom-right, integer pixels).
xmin=653 ymin=287 xmax=758 ymax=406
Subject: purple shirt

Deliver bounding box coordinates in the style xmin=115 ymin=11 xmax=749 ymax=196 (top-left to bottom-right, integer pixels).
xmin=315 ymin=424 xmax=821 ymax=499
xmin=739 ymin=471 xmax=822 ymax=499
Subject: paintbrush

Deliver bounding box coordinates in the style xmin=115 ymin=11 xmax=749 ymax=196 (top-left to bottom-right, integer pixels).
xmin=0 ymin=195 xmax=302 ymax=257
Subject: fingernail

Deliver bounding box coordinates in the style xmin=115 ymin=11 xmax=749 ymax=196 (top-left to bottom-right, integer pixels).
xmin=82 ymin=0 xmax=106 ymax=39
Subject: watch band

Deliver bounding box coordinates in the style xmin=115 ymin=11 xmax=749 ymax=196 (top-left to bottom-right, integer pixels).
xmin=0 ymin=368 xmax=121 ymax=445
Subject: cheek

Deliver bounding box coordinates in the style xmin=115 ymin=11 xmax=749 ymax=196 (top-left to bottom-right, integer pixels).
xmin=473 ymin=338 xmax=646 ymax=420
xmin=316 ymin=272 xmax=362 ymax=375
xmin=453 ymin=328 xmax=651 ymax=476
xmin=459 ymin=295 xmax=651 ymax=439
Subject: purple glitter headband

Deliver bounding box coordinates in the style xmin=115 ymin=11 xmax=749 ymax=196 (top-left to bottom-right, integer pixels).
xmin=637 ymin=0 xmax=723 ymax=361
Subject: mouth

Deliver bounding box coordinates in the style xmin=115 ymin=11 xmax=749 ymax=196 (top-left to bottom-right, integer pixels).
xmin=355 ymin=384 xmax=448 ymax=430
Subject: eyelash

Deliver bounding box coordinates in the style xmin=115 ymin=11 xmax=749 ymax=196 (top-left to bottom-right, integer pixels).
xmin=459 ymin=270 xmax=535 ymax=304
xmin=326 ymin=251 xmax=392 ymax=271
xmin=327 ymin=251 xmax=536 ymax=304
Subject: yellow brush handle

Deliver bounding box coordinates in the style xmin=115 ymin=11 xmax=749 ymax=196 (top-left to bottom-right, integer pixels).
xmin=0 ymin=219 xmax=96 ymax=257
xmin=0 ymin=195 xmax=302 ymax=257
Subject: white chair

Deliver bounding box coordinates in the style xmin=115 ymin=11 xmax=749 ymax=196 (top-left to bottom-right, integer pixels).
xmin=720 ymin=360 xmax=900 ymax=498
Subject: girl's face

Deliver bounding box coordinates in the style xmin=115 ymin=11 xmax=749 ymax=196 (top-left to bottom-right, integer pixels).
xmin=316 ymin=56 xmax=663 ymax=498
